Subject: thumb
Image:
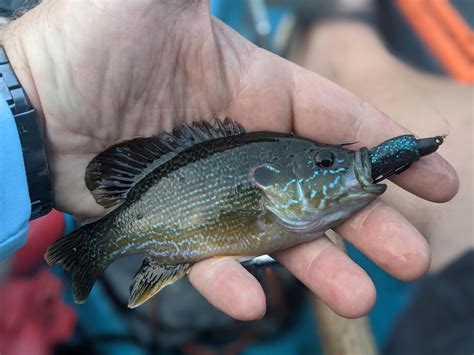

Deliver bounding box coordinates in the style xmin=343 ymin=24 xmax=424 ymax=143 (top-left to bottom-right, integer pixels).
xmin=290 ymin=62 xmax=458 ymax=202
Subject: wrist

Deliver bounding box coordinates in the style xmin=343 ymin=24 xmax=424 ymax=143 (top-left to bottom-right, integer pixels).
xmin=0 ymin=13 xmax=44 ymax=121
xmin=0 ymin=39 xmax=53 ymax=218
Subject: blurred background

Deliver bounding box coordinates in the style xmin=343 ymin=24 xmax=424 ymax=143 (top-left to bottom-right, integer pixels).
xmin=0 ymin=1 xmax=472 ymax=354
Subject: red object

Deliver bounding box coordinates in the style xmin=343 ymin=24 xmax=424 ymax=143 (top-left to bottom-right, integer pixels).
xmin=0 ymin=270 xmax=76 ymax=355
xmin=12 ymin=210 xmax=65 ymax=275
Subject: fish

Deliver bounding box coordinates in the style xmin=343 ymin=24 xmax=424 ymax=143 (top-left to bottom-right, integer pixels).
xmin=44 ymin=118 xmax=438 ymax=308
xmin=240 ymin=135 xmax=445 ymax=270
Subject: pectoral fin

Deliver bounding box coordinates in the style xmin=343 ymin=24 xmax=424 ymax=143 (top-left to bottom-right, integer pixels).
xmin=128 ymin=259 xmax=190 ymax=308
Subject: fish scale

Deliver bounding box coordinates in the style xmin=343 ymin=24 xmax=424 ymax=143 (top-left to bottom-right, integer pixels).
xmin=102 ymin=140 xmax=286 ymax=263
xmin=133 ymin=144 xmax=271 ymax=224
xmin=45 ymin=119 xmax=391 ymax=307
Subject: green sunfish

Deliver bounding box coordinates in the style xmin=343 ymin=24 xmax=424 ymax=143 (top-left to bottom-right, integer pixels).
xmin=45 ymin=119 xmax=386 ymax=307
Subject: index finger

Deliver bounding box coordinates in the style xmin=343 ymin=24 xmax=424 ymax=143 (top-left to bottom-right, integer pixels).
xmin=290 ymin=65 xmax=459 ymax=202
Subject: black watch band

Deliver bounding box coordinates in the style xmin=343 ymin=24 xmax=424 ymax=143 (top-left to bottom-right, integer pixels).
xmin=0 ymin=46 xmax=53 ymax=219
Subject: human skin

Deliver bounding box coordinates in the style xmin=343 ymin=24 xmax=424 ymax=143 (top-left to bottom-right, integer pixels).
xmin=1 ymin=1 xmax=458 ymax=320
xmin=299 ymin=21 xmax=472 ymax=272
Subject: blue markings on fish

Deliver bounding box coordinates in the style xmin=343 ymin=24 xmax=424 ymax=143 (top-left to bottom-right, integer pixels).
xmin=45 ymin=118 xmax=388 ymax=308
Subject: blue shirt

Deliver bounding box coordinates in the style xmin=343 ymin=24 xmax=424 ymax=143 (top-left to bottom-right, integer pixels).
xmin=0 ymin=97 xmax=31 ymax=259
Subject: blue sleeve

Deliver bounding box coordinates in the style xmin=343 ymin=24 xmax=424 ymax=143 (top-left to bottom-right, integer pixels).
xmin=0 ymin=97 xmax=31 ymax=260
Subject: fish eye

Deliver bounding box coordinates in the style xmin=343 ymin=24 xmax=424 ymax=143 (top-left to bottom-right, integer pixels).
xmin=314 ymin=150 xmax=335 ymax=168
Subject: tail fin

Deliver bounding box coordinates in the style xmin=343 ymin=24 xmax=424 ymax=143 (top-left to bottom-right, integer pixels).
xmin=45 ymin=225 xmax=111 ymax=304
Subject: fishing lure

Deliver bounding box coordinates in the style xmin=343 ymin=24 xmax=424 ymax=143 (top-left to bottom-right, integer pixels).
xmin=45 ymin=119 xmax=443 ymax=307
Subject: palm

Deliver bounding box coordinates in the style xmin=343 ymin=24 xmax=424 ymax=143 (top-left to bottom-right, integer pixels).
xmin=4 ymin=0 xmax=458 ymax=320
xmin=30 ymin=1 xmax=292 ymax=218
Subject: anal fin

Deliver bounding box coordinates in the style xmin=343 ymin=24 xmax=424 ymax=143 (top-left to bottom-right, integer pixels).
xmin=128 ymin=259 xmax=190 ymax=308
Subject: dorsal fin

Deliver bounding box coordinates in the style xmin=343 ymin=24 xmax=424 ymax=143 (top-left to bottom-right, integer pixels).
xmin=85 ymin=118 xmax=245 ymax=208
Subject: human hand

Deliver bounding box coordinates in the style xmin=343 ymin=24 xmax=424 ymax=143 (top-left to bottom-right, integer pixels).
xmin=2 ymin=0 xmax=458 ymax=320
xmin=299 ymin=20 xmax=472 ymax=272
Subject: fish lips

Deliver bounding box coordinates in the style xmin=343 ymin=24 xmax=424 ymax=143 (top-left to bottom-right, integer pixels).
xmin=354 ymin=148 xmax=387 ymax=195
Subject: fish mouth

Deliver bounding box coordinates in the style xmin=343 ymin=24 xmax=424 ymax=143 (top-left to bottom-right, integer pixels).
xmin=355 ymin=149 xmax=386 ymax=195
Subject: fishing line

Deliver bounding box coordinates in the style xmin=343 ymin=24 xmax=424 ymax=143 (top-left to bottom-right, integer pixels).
xmin=405 ymin=74 xmax=451 ymax=140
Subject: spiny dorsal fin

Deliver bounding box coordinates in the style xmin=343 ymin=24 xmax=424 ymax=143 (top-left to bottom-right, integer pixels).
xmin=85 ymin=118 xmax=245 ymax=208
xmin=128 ymin=259 xmax=190 ymax=308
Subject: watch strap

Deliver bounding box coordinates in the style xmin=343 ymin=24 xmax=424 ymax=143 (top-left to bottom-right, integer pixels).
xmin=0 ymin=46 xmax=53 ymax=219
